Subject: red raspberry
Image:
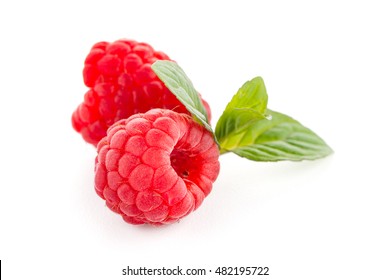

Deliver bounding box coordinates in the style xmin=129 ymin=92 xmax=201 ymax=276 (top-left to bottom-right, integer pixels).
xmin=72 ymin=39 xmax=211 ymax=146
xmin=94 ymin=109 xmax=220 ymax=225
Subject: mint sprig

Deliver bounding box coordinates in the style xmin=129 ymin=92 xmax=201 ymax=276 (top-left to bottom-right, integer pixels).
xmin=215 ymin=77 xmax=333 ymax=161
xmin=151 ymin=60 xmax=213 ymax=133
xmin=152 ymin=60 xmax=333 ymax=162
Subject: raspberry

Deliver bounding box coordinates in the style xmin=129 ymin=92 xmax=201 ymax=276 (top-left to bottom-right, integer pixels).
xmin=72 ymin=39 xmax=211 ymax=146
xmin=95 ymin=109 xmax=220 ymax=225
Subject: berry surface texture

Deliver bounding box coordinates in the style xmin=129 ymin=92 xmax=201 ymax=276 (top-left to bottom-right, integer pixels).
xmin=72 ymin=39 xmax=210 ymax=146
xmin=94 ymin=109 xmax=220 ymax=226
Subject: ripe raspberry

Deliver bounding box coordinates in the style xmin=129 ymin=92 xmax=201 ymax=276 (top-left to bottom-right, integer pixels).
xmin=94 ymin=109 xmax=220 ymax=225
xmin=72 ymin=39 xmax=211 ymax=146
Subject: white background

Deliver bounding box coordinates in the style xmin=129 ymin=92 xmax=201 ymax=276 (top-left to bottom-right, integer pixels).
xmin=1 ymin=1 xmax=389 ymax=279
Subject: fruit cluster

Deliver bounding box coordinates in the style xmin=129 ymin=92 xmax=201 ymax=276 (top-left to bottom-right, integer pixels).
xmin=72 ymin=40 xmax=219 ymax=225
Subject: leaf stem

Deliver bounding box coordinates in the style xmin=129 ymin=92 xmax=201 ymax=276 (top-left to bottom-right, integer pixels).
xmin=219 ymin=147 xmax=230 ymax=155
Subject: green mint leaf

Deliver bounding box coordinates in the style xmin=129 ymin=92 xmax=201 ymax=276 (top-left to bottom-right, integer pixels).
xmin=215 ymin=76 xmax=332 ymax=161
xmin=151 ymin=60 xmax=213 ymax=133
xmin=215 ymin=76 xmax=269 ymax=143
xmin=219 ymin=109 xmax=333 ymax=161
xmin=225 ymin=76 xmax=268 ymax=114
